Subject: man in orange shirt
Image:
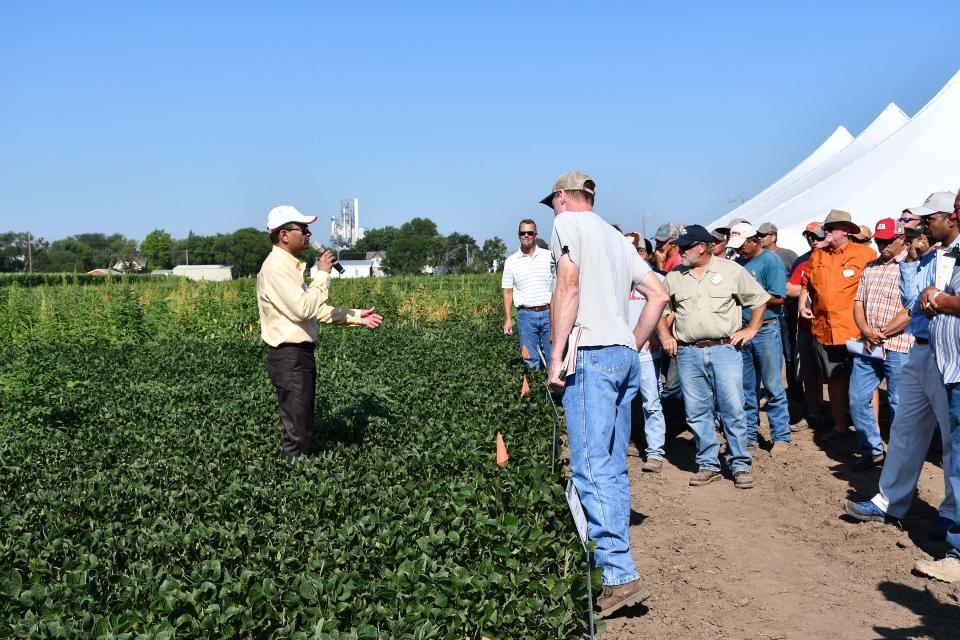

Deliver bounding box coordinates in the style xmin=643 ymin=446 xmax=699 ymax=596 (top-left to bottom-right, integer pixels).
xmin=799 ymin=210 xmax=877 ymax=440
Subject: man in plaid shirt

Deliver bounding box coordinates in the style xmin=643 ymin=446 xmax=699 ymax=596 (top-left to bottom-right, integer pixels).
xmin=849 ymin=218 xmax=914 ymax=471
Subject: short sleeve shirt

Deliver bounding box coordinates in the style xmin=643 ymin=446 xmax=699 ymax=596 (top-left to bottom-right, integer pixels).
xmin=664 ymin=256 xmax=771 ymax=343
xmin=789 ymin=254 xmax=812 ymax=330
xmin=550 ymin=211 xmax=652 ymax=349
xmin=735 ymin=249 xmax=786 ymax=324
xmin=501 ymin=246 xmax=554 ymax=307
xmin=801 ymin=241 xmax=877 ymax=345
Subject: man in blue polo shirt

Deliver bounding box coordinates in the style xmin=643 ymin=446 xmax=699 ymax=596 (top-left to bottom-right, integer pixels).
xmin=729 ymin=222 xmax=791 ymax=459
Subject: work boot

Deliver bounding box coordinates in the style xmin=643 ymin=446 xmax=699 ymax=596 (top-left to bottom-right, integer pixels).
xmin=914 ymin=557 xmax=960 ymax=583
xmin=641 ymin=458 xmax=663 ymax=473
xmin=595 ymin=579 xmax=652 ymax=618
xmin=689 ymin=469 xmax=721 ymax=486
xmin=851 ymin=452 xmax=884 ymax=472
xmin=734 ymin=471 xmax=754 ymax=489
xmin=770 ymin=441 xmax=790 ymax=462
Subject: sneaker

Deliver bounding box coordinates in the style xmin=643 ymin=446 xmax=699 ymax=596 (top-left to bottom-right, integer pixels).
xmin=734 ymin=471 xmax=754 ymax=489
xmin=914 ymin=556 xmax=960 ymax=583
xmin=627 ymin=442 xmax=642 ymax=458
xmin=929 ymin=516 xmax=955 ymax=541
xmin=770 ymin=441 xmax=790 ymax=461
xmin=641 ymin=458 xmax=663 ymax=473
xmin=843 ymin=500 xmax=901 ymax=525
xmin=851 ymin=453 xmax=885 ymax=472
xmin=595 ymin=579 xmax=652 ymax=618
xmin=689 ymin=469 xmax=722 ymax=486
xmin=789 ymin=418 xmax=807 ymax=433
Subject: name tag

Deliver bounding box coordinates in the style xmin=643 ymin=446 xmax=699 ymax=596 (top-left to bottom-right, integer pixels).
xmin=842 ymin=269 xmax=855 ymax=278
xmin=710 ymin=273 xmax=724 ymax=285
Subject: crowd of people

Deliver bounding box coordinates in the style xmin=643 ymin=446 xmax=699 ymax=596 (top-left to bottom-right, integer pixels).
xmin=501 ymin=172 xmax=960 ymax=617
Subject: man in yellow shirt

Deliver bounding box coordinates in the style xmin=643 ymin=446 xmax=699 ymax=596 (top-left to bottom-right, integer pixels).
xmin=257 ymin=205 xmax=383 ymax=459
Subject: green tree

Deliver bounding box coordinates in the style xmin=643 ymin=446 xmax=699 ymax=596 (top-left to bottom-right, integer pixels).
xmin=383 ymin=218 xmax=444 ymax=275
xmin=140 ymin=229 xmax=174 ymax=269
xmin=480 ymin=236 xmax=508 ymax=272
xmin=442 ymin=232 xmax=480 ymax=273
xmin=0 ymin=232 xmax=47 ymax=272
xmin=213 ymin=227 xmax=272 ymax=278
xmin=354 ymin=226 xmax=399 ymax=253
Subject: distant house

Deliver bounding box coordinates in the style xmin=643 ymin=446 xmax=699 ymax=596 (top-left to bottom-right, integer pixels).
xmin=150 ymin=269 xmax=174 ymax=276
xmin=171 ymin=265 xmax=233 ymax=281
xmin=365 ymin=251 xmax=387 ymax=277
xmin=310 ymin=260 xmax=374 ymax=280
xmin=87 ymin=268 xmax=123 ymax=276
xmin=112 ymin=256 xmax=147 ymax=273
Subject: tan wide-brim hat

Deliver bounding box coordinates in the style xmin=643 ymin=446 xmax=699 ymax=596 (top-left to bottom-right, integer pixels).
xmin=821 ymin=209 xmax=861 ymax=234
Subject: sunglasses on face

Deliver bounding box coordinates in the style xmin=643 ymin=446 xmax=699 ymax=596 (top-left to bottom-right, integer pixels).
xmin=518 ymin=231 xmax=537 ymax=237
xmin=284 ymin=224 xmax=311 ymax=235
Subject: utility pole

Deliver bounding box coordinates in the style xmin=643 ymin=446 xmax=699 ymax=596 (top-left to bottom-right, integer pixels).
xmin=27 ymin=232 xmax=32 ymax=273
xmin=183 ymin=249 xmax=190 ymax=265
xmin=639 ymin=212 xmax=653 ymax=240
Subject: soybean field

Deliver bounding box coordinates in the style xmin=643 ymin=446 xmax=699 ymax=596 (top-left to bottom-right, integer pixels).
xmin=0 ymin=274 xmax=589 ymax=639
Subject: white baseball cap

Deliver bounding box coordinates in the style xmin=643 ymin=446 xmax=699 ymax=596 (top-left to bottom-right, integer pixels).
xmin=726 ymin=222 xmax=758 ymax=249
xmin=907 ymin=191 xmax=957 ymax=217
xmin=267 ymin=205 xmax=318 ymax=232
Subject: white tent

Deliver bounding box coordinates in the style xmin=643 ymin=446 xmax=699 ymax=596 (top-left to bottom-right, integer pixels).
xmin=709 ymin=70 xmax=960 ymax=254
xmin=748 ymin=103 xmax=908 ymax=229
xmin=709 ymin=125 xmax=853 ymax=229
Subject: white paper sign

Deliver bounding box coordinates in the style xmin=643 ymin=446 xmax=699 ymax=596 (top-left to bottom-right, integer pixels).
xmin=565 ymin=479 xmax=589 ymax=549
xmin=935 ymin=250 xmax=957 ymax=291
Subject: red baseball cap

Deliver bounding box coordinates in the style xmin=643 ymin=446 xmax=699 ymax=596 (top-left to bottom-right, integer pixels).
xmin=873 ymin=217 xmax=904 ymax=241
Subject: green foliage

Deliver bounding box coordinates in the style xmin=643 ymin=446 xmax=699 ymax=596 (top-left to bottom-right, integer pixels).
xmin=141 ymin=229 xmax=175 ymax=269
xmin=0 ymin=276 xmax=588 ymax=638
xmin=0 ymin=232 xmax=47 ymax=273
xmin=353 ymin=226 xmax=398 ymax=254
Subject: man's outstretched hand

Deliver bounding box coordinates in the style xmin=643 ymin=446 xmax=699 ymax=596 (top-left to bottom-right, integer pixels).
xmin=359 ymin=307 xmax=383 ymax=329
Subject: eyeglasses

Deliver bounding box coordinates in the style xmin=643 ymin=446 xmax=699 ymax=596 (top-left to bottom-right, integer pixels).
xmin=518 ymin=231 xmax=537 ymax=237
xmin=284 ymin=224 xmax=311 ymax=235
xmin=681 ymin=242 xmax=705 ymax=252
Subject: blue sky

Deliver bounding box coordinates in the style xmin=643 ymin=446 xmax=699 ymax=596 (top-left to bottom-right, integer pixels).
xmin=2 ymin=2 xmax=958 ymax=248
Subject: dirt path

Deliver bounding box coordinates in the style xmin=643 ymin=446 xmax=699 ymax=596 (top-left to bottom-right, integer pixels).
xmin=603 ymin=416 xmax=960 ymax=639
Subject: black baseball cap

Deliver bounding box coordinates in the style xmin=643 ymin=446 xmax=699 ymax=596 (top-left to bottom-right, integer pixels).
xmin=676 ymin=224 xmax=715 ymax=249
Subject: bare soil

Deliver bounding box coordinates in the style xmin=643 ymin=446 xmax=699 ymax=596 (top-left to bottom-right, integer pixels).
xmin=602 ymin=406 xmax=960 ymax=640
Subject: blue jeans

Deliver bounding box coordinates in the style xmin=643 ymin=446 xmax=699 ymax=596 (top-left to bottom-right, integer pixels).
xmin=562 ymin=346 xmax=642 ymax=585
xmin=516 ymin=308 xmax=551 ymax=369
xmin=741 ymin=322 xmax=791 ymax=445
xmin=944 ymin=383 xmax=960 ymax=558
xmin=638 ymin=356 xmax=666 ymax=460
xmin=849 ymin=350 xmax=907 ymax=457
xmin=678 ymin=343 xmax=752 ymax=474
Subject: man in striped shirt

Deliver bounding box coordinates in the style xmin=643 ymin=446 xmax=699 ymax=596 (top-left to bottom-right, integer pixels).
xmin=848 ymin=218 xmax=913 ymax=472
xmin=844 ymin=192 xmax=957 ymax=546
xmin=502 ymin=219 xmax=555 ymax=368
xmin=912 ymin=190 xmax=960 ymax=583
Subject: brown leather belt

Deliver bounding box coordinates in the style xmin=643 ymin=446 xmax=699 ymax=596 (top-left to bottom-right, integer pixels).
xmin=519 ymin=304 xmax=550 ymax=312
xmin=272 ymin=342 xmax=315 ymax=350
xmin=678 ymin=338 xmax=732 ymax=348
xmin=761 ymin=318 xmax=778 ymax=326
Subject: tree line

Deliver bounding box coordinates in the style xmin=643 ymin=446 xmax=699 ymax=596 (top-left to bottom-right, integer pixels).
xmin=0 ymin=219 xmax=507 ymax=277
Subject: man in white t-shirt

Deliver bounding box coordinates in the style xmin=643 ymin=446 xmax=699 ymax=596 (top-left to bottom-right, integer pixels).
xmin=502 ymin=219 xmax=555 ymax=368
xmin=543 ymin=171 xmax=669 ymax=618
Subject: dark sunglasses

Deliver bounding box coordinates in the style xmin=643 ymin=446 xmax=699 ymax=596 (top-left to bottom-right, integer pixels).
xmin=518 ymin=231 xmax=537 ymax=237
xmin=284 ymin=223 xmax=311 ymax=235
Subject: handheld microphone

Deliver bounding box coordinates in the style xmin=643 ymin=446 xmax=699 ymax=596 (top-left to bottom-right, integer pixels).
xmin=311 ymin=242 xmax=345 ymax=274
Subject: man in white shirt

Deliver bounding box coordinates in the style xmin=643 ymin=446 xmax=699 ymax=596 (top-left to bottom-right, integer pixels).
xmin=502 ymin=219 xmax=555 ymax=368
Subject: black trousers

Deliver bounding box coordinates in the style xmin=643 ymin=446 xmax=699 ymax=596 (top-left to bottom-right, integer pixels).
xmin=266 ymin=343 xmax=316 ymax=459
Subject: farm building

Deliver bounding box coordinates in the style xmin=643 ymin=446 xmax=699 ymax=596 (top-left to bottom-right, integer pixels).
xmin=310 ymin=260 xmax=375 ymax=279
xmin=171 ymin=265 xmax=233 ymax=281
